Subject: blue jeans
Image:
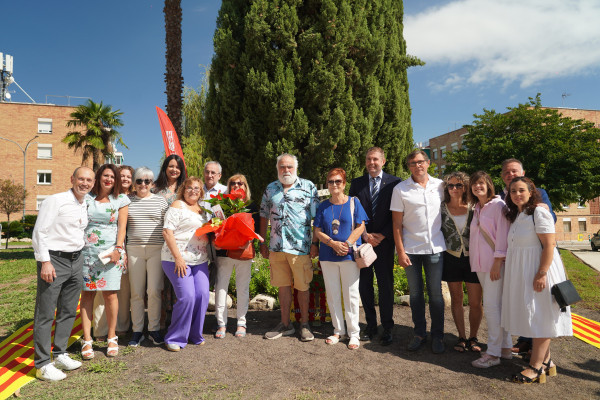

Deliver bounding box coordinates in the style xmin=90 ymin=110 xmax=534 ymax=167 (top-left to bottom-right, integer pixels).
xmin=406 ymin=253 xmax=445 ymax=339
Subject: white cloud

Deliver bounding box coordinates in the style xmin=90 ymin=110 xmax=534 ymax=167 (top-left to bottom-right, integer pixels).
xmin=405 ymin=0 xmax=600 ymax=89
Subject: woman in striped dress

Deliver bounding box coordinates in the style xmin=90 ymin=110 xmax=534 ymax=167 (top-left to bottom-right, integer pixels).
xmin=126 ymin=167 xmax=169 ymax=347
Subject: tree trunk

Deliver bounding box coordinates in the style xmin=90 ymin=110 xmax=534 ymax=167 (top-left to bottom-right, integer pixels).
xmin=5 ymin=214 xmax=10 ymax=249
xmin=164 ymin=0 xmax=183 ymax=142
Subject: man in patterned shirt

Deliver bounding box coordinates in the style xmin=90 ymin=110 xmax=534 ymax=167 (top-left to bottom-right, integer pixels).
xmin=259 ymin=153 xmax=320 ymax=341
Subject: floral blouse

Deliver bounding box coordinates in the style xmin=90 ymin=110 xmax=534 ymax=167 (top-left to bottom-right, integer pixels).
xmin=161 ymin=202 xmax=210 ymax=265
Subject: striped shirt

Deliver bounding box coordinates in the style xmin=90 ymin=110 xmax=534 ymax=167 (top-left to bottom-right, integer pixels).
xmin=126 ymin=194 xmax=169 ymax=245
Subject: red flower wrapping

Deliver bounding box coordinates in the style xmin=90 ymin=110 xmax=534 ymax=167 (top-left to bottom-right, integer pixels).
xmin=195 ymin=212 xmax=263 ymax=250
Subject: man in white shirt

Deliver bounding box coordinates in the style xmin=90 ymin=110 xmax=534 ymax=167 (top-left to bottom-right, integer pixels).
xmin=203 ymin=161 xmax=227 ymax=201
xmin=391 ymin=150 xmax=446 ymax=353
xmin=32 ymin=166 xmax=95 ymax=381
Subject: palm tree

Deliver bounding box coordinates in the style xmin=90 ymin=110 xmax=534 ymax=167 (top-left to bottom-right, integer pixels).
xmin=164 ymin=0 xmax=183 ymax=141
xmin=63 ymin=100 xmax=125 ymax=171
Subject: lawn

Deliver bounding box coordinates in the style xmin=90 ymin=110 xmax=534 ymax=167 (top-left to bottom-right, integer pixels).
xmin=559 ymin=249 xmax=600 ymax=311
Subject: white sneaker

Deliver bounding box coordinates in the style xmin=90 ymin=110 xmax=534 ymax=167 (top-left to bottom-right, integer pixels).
xmin=166 ymin=343 xmax=181 ymax=352
xmin=472 ymin=353 xmax=501 ymax=368
xmin=36 ymin=363 xmax=67 ymax=381
xmin=54 ymin=353 xmax=82 ymax=371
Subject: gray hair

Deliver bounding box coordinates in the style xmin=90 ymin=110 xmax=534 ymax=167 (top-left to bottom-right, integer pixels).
xmin=276 ymin=153 xmax=298 ymax=170
xmin=204 ymin=161 xmax=222 ymax=174
xmin=501 ymin=158 xmax=523 ymax=171
xmin=134 ymin=166 xmax=154 ymax=181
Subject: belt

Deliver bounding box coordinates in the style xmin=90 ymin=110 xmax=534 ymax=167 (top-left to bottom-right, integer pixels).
xmin=49 ymin=250 xmax=82 ymax=261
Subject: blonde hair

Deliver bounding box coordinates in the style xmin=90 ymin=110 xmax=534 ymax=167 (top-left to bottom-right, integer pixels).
xmin=226 ymin=174 xmax=251 ymax=202
xmin=176 ymin=176 xmax=204 ymax=201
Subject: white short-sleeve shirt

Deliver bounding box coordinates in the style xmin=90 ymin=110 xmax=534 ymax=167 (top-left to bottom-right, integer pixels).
xmin=390 ymin=175 xmax=446 ymax=254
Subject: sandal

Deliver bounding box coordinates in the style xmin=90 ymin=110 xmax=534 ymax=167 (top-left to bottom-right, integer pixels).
xmin=234 ymin=325 xmax=247 ymax=338
xmin=453 ymin=337 xmax=468 ymax=353
xmin=215 ymin=327 xmax=226 ymax=339
xmin=543 ymin=359 xmax=557 ymax=377
xmin=348 ymin=337 xmax=360 ymax=350
xmin=512 ymin=365 xmax=546 ymax=384
xmin=326 ymin=335 xmax=341 ymax=345
xmin=106 ymin=336 xmax=119 ymax=357
xmin=81 ymin=339 xmax=95 ymax=360
xmin=466 ymin=337 xmax=482 ymax=353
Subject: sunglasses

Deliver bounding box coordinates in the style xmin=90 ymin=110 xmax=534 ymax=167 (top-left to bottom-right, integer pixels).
xmin=447 ymin=183 xmax=464 ymax=189
xmin=135 ymin=179 xmax=152 ymax=185
xmin=327 ymin=179 xmax=344 ymax=185
xmin=230 ymin=181 xmax=244 ymax=187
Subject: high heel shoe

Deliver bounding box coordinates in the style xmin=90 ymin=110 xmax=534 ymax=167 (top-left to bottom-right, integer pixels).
xmin=81 ymin=339 xmax=95 ymax=360
xmin=543 ymin=359 xmax=557 ymax=377
xmin=512 ymin=365 xmax=546 ymax=384
xmin=106 ymin=336 xmax=119 ymax=357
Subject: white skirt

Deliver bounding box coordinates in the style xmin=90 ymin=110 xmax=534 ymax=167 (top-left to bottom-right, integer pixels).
xmin=501 ymin=247 xmax=573 ymax=338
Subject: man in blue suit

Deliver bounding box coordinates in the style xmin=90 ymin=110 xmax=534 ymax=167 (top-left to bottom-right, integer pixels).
xmin=499 ymin=158 xmax=556 ymax=356
xmin=349 ymin=147 xmax=401 ymax=345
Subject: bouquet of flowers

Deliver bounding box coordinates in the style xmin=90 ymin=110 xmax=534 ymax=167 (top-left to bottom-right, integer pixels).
xmin=195 ymin=189 xmax=263 ymax=251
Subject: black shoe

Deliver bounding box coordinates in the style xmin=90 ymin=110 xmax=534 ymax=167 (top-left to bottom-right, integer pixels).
xmin=431 ymin=337 xmax=445 ymax=354
xmin=407 ymin=335 xmax=427 ymax=351
xmin=380 ymin=329 xmax=393 ymax=346
xmin=360 ymin=325 xmax=377 ymax=341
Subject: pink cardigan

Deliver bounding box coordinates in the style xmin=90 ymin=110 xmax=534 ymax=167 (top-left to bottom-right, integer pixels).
xmin=469 ymin=196 xmax=510 ymax=273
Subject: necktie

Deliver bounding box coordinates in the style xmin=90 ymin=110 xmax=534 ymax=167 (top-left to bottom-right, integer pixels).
xmin=371 ymin=176 xmax=380 ymax=217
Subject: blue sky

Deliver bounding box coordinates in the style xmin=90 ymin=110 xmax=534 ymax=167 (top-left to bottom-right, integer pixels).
xmin=2 ymin=0 xmax=599 ymax=175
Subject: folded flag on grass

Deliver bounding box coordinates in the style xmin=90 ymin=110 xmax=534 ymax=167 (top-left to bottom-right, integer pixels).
xmin=572 ymin=313 xmax=600 ymax=349
xmin=0 ymin=303 xmax=83 ymax=400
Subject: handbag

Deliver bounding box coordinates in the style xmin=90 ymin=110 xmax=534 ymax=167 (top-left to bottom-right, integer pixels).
xmin=349 ymin=196 xmax=377 ymax=268
xmin=531 ymin=213 xmax=581 ymax=312
xmin=227 ymin=242 xmax=255 ymax=260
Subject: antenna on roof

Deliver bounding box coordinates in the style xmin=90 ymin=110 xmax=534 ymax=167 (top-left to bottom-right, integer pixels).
xmin=0 ymin=53 xmax=36 ymax=103
xmin=561 ymin=91 xmax=571 ymax=107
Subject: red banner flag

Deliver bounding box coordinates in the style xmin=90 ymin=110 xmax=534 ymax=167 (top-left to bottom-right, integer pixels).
xmin=156 ymin=106 xmax=186 ymax=170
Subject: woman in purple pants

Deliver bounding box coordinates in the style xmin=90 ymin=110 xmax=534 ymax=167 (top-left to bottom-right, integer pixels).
xmin=161 ymin=176 xmax=210 ymax=351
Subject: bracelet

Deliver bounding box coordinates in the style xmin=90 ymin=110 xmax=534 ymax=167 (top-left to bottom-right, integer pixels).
xmin=345 ymin=240 xmax=354 ymax=247
xmin=115 ymin=245 xmax=124 ymax=250
xmin=326 ymin=238 xmax=332 ymax=244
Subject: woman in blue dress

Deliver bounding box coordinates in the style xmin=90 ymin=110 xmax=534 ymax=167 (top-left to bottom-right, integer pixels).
xmin=80 ymin=164 xmax=130 ymax=359
xmin=314 ymin=168 xmax=368 ymax=350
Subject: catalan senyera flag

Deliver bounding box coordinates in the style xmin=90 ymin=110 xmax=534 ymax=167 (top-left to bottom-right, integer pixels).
xmin=572 ymin=313 xmax=600 ymax=349
xmin=155 ymin=106 xmax=186 ymax=172
xmin=0 ymin=302 xmax=83 ymax=400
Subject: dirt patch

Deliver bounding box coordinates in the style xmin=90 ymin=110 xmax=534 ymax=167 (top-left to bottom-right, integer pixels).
xmin=20 ymin=305 xmax=600 ymax=399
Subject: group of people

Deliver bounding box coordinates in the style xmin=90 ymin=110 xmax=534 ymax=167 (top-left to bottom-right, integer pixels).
xmin=31 ymin=148 xmax=572 ymax=385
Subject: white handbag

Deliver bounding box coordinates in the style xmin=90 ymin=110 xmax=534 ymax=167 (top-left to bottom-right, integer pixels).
xmin=349 ymin=197 xmax=377 ymax=268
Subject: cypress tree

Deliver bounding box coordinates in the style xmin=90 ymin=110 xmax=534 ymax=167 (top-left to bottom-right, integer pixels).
xmin=205 ymin=0 xmax=422 ymax=195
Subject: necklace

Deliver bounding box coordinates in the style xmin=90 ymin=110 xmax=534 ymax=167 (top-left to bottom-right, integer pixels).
xmin=331 ymin=196 xmax=346 ymax=235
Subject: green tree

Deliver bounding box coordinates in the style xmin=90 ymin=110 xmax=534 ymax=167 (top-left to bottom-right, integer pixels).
xmin=205 ymin=0 xmax=422 ymax=195
xmin=181 ymin=84 xmax=209 ymax=177
xmin=446 ymin=94 xmax=600 ymax=210
xmin=0 ymin=180 xmax=26 ymax=249
xmin=63 ymin=100 xmax=125 ymax=171
xmin=164 ymin=0 xmax=183 ymax=141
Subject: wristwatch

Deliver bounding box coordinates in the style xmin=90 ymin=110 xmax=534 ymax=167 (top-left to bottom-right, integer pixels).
xmin=345 ymin=240 xmax=354 ymax=247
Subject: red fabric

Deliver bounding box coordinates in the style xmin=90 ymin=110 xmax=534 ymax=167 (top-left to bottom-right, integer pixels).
xmin=195 ymin=213 xmax=263 ymax=250
xmin=156 ymin=106 xmax=187 ymax=172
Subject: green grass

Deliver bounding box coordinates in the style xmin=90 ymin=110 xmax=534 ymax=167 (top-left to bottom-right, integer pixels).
xmin=0 ymin=249 xmax=37 ymax=336
xmin=560 ymin=249 xmax=600 ymax=311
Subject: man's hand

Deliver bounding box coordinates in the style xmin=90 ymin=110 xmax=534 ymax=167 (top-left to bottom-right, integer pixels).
xmin=40 ymin=261 xmax=56 ymax=283
xmin=536 ymin=203 xmax=550 ymax=212
xmin=310 ymin=244 xmax=319 ymax=258
xmin=397 ymin=251 xmax=412 ymax=268
xmin=260 ymin=243 xmax=270 ymax=259
xmin=365 ymin=233 xmax=382 ymax=248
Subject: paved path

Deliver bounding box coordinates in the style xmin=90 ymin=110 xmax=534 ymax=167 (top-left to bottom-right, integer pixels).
xmin=558 ymin=240 xmax=600 ymax=272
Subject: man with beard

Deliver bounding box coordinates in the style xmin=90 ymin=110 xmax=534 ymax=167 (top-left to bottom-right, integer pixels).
xmin=32 ymin=167 xmax=95 ymax=380
xmin=259 ymin=153 xmax=320 ymax=341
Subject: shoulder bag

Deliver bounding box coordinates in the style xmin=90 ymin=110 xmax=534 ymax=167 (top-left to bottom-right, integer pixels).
xmin=349 ymin=196 xmax=377 ymax=269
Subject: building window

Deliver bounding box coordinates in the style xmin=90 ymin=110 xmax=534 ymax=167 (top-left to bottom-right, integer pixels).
xmin=37 ymin=170 xmax=52 ymax=185
xmin=36 ymin=196 xmax=49 ymax=210
xmin=563 ymin=219 xmax=571 ymax=233
xmin=440 ymin=146 xmax=446 ymax=159
xmin=432 ymin=149 xmax=437 ymax=160
xmin=578 ymin=218 xmax=587 ymax=232
xmin=562 ymin=204 xmax=570 ymax=209
xmin=37 ymin=144 xmax=52 ymax=159
xmin=37 ymin=118 xmax=53 ymax=134
xmin=451 ymin=142 xmax=458 ymax=152
xmin=578 ymin=200 xmax=586 ymax=209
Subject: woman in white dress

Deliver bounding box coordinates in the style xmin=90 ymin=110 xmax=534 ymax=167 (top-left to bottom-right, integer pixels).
xmin=502 ymin=177 xmax=573 ymax=384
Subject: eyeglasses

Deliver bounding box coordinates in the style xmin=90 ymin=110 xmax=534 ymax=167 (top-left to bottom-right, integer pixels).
xmin=185 ymin=187 xmax=202 ymax=193
xmin=447 ymin=183 xmax=464 ymax=189
xmin=230 ymin=181 xmax=244 ymax=187
xmin=135 ymin=179 xmax=152 ymax=185
xmin=327 ymin=179 xmax=344 ymax=186
xmin=408 ymin=160 xmax=428 ymax=167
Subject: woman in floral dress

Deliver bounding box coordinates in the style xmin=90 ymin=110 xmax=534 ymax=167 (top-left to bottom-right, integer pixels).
xmin=80 ymin=164 xmax=130 ymax=359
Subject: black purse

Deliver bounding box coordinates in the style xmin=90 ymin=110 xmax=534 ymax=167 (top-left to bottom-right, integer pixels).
xmin=551 ymin=280 xmax=581 ymax=312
